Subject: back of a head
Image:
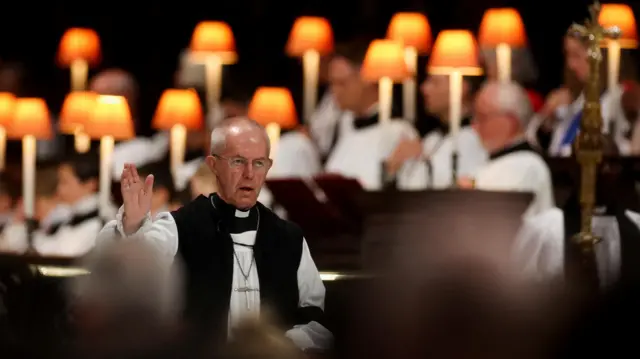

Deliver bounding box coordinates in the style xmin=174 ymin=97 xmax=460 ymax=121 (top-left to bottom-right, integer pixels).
xmin=89 ymin=68 xmax=138 ymax=103
xmin=486 ymin=80 xmax=533 ymax=129
xmin=332 ymin=38 xmax=372 ymax=67
xmin=62 ymin=152 xmax=100 ymax=184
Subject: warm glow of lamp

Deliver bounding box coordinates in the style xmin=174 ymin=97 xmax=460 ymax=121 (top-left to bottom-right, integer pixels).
xmin=361 ymin=39 xmax=409 ymax=124
xmin=428 ymin=30 xmax=482 ymax=185
xmin=386 ymin=12 xmax=432 ymax=122
xmin=248 ymin=87 xmax=298 ymax=160
xmin=0 ymin=93 xmax=15 ymax=171
xmin=598 ymin=4 xmax=638 ymax=92
xmin=189 ymin=21 xmax=236 ymax=115
xmin=153 ymin=89 xmax=204 ymax=176
xmin=479 ymin=8 xmax=526 ymax=83
xmin=57 ymin=28 xmax=101 ymax=91
xmin=7 ymin=98 xmax=52 ymax=221
xmin=286 ymin=16 xmax=334 ymax=122
xmin=60 ymin=91 xmax=97 ymax=153
xmin=86 ymin=95 xmax=135 ymax=215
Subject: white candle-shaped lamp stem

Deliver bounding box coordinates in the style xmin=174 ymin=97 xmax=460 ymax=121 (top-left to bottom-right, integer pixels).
xmin=74 ymin=127 xmax=91 ymax=153
xmin=379 ymin=76 xmax=394 ymax=124
xmin=607 ymin=39 xmax=621 ymax=92
xmin=402 ymin=46 xmax=418 ymax=122
xmin=99 ymin=135 xmax=114 ymax=215
xmin=0 ymin=126 xmax=6 ymax=172
xmin=205 ymin=55 xmax=223 ymax=114
xmin=302 ymin=49 xmax=320 ymax=122
xmin=496 ymin=43 xmax=511 ymax=83
xmin=70 ymin=59 xmax=89 ymax=92
xmin=449 ymin=70 xmax=463 ymax=153
xmin=22 ymin=135 xmax=36 ymax=218
xmin=265 ymin=123 xmax=281 ymax=161
xmin=170 ymin=124 xmax=187 ymax=178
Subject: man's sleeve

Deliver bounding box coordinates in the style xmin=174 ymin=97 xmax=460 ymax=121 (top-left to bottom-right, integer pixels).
xmin=285 ymin=239 xmax=333 ymax=351
xmin=95 ymin=205 xmax=179 ymax=261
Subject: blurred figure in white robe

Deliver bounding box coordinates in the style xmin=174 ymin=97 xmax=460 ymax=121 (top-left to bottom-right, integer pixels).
xmin=386 ymin=73 xmax=487 ymax=189
xmin=460 ymin=81 xmax=554 ymax=218
xmin=324 ymin=40 xmax=427 ymax=191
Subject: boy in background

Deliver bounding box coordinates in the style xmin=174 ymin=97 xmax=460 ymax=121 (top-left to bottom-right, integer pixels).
xmin=137 ymin=161 xmax=175 ymax=217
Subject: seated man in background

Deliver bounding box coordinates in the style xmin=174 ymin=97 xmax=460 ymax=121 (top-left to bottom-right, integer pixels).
xmin=463 ymin=81 xmax=554 ymax=218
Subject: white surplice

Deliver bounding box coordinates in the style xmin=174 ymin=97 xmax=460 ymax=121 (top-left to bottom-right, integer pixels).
xmin=325 ymin=114 xmax=428 ymax=191
xmin=308 ymin=92 xmax=346 ymax=157
xmin=97 ymin=204 xmax=332 ymax=351
xmin=422 ymin=126 xmax=488 ymax=188
xmin=515 ymin=207 xmax=640 ymax=287
xmin=474 ymin=142 xmax=554 ymax=218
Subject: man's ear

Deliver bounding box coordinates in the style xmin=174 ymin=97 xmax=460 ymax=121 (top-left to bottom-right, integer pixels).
xmin=205 ymin=156 xmax=217 ymax=175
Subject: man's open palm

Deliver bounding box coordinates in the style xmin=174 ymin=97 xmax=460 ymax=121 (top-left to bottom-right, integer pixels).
xmin=121 ymin=163 xmax=154 ymax=233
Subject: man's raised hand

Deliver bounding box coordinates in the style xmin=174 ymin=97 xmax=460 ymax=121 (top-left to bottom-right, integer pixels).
xmin=121 ymin=163 xmax=154 ymax=234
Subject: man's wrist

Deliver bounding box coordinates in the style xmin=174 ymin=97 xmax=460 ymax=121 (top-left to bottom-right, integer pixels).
xmin=122 ymin=213 xmax=144 ymax=235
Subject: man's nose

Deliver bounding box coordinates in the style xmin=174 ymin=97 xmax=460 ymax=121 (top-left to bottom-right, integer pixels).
xmin=243 ymin=164 xmax=255 ymax=179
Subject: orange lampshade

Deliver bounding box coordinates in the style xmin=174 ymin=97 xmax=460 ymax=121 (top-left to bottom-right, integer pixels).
xmin=57 ymin=28 xmax=101 ymax=66
xmin=386 ymin=12 xmax=432 ymax=54
xmin=478 ymin=8 xmax=527 ymax=48
xmin=84 ymin=95 xmax=134 ymax=140
xmin=248 ymin=87 xmax=298 ymax=129
xmin=361 ymin=40 xmax=409 ymax=82
xmin=189 ymin=21 xmax=237 ymax=64
xmin=286 ymin=16 xmax=334 ymax=56
xmin=153 ymin=89 xmax=203 ymax=131
xmin=6 ymin=98 xmax=52 ymax=139
xmin=598 ymin=3 xmax=638 ymax=48
xmin=59 ymin=91 xmax=97 ymax=134
xmin=0 ymin=93 xmax=16 ymax=128
xmin=428 ymin=30 xmax=483 ymax=76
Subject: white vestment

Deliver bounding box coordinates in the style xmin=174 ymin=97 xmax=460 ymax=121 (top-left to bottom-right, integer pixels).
xmin=515 ymin=207 xmax=640 ymax=287
xmin=422 ymin=126 xmax=488 ymax=188
xmin=325 ymin=115 xmax=428 ymax=191
xmin=308 ymin=92 xmax=348 ymax=157
xmin=474 ymin=143 xmax=554 ymax=218
xmin=96 ymin=201 xmax=332 ymax=351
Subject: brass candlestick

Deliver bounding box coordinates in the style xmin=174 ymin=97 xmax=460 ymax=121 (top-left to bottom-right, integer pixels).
xmin=568 ymin=2 xmax=620 ymax=258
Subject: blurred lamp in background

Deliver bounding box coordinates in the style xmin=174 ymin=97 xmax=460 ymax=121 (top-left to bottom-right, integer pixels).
xmin=84 ymin=95 xmax=135 ymax=216
xmin=248 ymin=87 xmax=298 ymax=161
xmin=286 ymin=16 xmax=334 ymax=123
xmin=189 ymin=21 xmax=237 ymax=116
xmin=386 ymin=12 xmax=432 ymax=122
xmin=479 ymin=8 xmax=527 ymax=83
xmin=0 ymin=93 xmax=16 ymax=171
xmin=153 ymin=89 xmax=203 ymax=178
xmin=598 ymin=3 xmax=638 ymax=92
xmin=59 ymin=91 xmax=98 ymax=153
xmin=428 ymin=30 xmax=482 ymax=185
xmin=57 ymin=28 xmax=101 ymax=92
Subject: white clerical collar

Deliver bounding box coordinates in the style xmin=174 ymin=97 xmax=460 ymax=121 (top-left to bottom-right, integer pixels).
xmin=235 ymin=209 xmax=250 ymax=218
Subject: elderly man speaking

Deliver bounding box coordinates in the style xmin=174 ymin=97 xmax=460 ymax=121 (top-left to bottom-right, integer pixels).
xmin=97 ymin=117 xmax=331 ymax=351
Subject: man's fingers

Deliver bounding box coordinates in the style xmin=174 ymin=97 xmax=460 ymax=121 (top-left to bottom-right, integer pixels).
xmin=144 ymin=175 xmax=154 ymax=194
xmin=131 ymin=165 xmax=141 ymax=183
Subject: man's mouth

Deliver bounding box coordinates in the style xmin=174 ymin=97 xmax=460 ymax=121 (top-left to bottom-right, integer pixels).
xmin=239 ymin=187 xmax=253 ymax=192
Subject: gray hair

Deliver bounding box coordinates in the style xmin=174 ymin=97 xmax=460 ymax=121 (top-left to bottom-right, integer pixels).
xmin=209 ymin=116 xmax=271 ymax=156
xmin=480 ymin=47 xmax=539 ymax=86
xmin=71 ymin=239 xmax=183 ymax=325
xmin=483 ymin=81 xmax=533 ymax=129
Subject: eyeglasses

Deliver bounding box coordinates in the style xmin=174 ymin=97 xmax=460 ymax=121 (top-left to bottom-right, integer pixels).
xmin=213 ymin=154 xmax=272 ymax=171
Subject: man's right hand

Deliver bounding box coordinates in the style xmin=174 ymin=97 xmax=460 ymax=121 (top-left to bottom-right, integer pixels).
xmin=540 ymin=88 xmax=572 ymax=119
xmin=121 ymin=163 xmax=154 ymax=235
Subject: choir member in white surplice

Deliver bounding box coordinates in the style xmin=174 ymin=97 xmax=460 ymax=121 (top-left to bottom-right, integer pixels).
xmin=323 ymin=40 xmax=427 ymax=190
xmin=515 ymin=168 xmax=640 ymax=288
xmin=96 ymin=117 xmax=331 ymax=351
xmin=387 ymin=74 xmax=487 ymax=188
xmin=526 ymin=35 xmax=631 ymax=156
xmin=461 ymin=81 xmax=554 ymax=218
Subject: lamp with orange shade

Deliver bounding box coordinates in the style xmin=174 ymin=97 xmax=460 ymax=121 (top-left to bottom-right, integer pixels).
xmin=479 ymin=8 xmax=527 ymax=83
xmin=286 ymin=16 xmax=334 ymax=122
xmin=85 ymin=95 xmax=135 ymax=212
xmin=0 ymin=93 xmax=16 ymax=171
xmin=386 ymin=12 xmax=432 ymax=122
xmin=598 ymin=3 xmax=638 ymax=91
xmin=189 ymin=21 xmax=237 ymax=114
xmin=361 ymin=40 xmax=409 ymax=124
xmin=57 ymin=28 xmax=101 ymax=92
xmin=248 ymin=87 xmax=298 ymax=160
xmin=153 ymin=89 xmax=203 ymax=176
xmin=6 ymin=98 xmax=52 ymax=222
xmin=428 ymin=30 xmax=482 ymax=184
xmin=60 ymin=91 xmax=97 ymax=153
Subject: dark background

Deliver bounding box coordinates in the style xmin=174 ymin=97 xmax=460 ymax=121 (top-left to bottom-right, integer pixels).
xmin=0 ymin=0 xmax=638 ymax=134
